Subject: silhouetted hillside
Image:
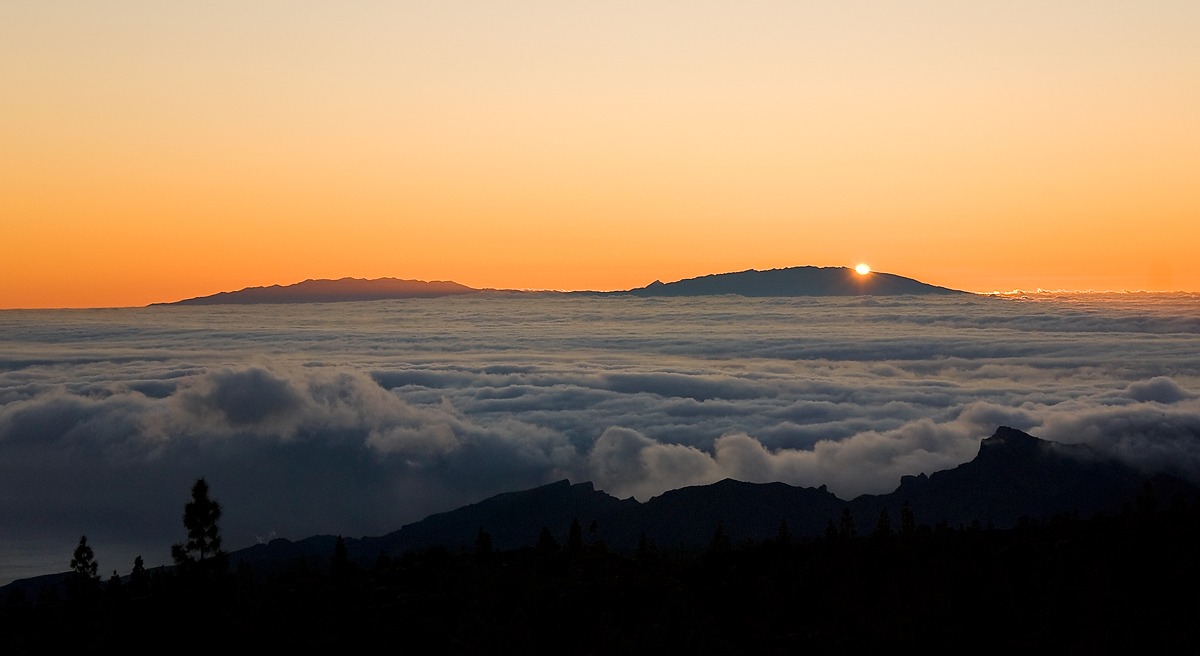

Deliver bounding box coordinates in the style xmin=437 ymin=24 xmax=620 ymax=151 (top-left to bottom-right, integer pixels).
xmin=636 ymin=480 xmax=845 ymax=545
xmin=156 ymin=277 xmax=479 ymax=305
xmin=220 ymin=427 xmax=1195 ymax=571
xmin=9 ymin=427 xmax=1188 ymax=588
xmin=230 ymin=481 xmax=638 ymax=574
xmin=849 ymin=426 xmax=1194 ymax=529
xmin=363 ymin=480 xmax=637 ymax=555
xmin=7 ymin=478 xmax=1200 ymax=653
xmin=624 ymin=266 xmax=963 ymax=296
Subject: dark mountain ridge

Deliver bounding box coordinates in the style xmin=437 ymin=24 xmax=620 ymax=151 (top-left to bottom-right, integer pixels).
xmin=155 ymin=277 xmax=479 ymax=305
xmin=225 ymin=426 xmax=1193 ymax=572
xmin=5 ymin=426 xmax=1194 ymax=594
xmin=8 ymin=431 xmax=1199 ymax=652
xmin=850 ymin=426 xmax=1181 ymax=529
xmin=623 ymin=266 xmax=964 ymax=297
xmin=153 ymin=266 xmax=965 ymax=305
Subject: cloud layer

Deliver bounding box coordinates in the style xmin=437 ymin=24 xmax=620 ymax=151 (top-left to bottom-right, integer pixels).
xmin=1 ymin=293 xmax=1199 ymax=582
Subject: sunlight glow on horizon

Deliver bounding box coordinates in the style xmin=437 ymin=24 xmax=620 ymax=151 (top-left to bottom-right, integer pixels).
xmin=2 ymin=1 xmax=1199 ymax=308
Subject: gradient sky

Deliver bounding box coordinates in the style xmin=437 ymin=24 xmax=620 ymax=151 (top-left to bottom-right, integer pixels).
xmin=3 ymin=1 xmax=1199 ymax=308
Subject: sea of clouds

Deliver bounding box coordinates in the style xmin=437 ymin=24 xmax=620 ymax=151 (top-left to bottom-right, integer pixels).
xmin=2 ymin=292 xmax=1199 ymax=582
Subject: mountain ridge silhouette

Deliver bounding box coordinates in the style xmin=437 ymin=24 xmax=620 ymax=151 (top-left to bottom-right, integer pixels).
xmin=154 ymin=277 xmax=478 ymax=305
xmin=5 ymin=426 xmax=1195 ymax=593
xmin=225 ymin=426 xmax=1194 ymax=571
xmin=621 ymin=266 xmax=964 ymax=297
xmin=153 ymin=266 xmax=965 ymax=305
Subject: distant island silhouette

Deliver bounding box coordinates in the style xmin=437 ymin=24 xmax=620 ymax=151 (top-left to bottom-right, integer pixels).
xmin=153 ymin=277 xmax=478 ymax=305
xmin=155 ymin=266 xmax=965 ymax=305
xmin=621 ymin=266 xmax=963 ymax=297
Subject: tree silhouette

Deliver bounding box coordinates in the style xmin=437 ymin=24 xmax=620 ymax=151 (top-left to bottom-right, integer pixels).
xmin=331 ymin=536 xmax=350 ymax=577
xmin=475 ymin=527 xmax=494 ymax=558
xmin=636 ymin=532 xmax=656 ymax=562
xmin=106 ymin=570 xmax=123 ymax=598
xmin=900 ymin=501 xmax=916 ymax=539
xmin=171 ymin=478 xmax=227 ymax=576
xmin=839 ymin=508 xmax=857 ymax=540
xmin=128 ymin=556 xmax=150 ymax=596
xmin=70 ymin=535 xmax=99 ymax=580
xmin=66 ymin=535 xmax=100 ymax=600
xmin=373 ymin=550 xmax=392 ymax=571
xmin=536 ymin=526 xmax=559 ymax=553
xmin=566 ymin=518 xmax=584 ymax=556
xmin=873 ymin=507 xmax=893 ymax=538
xmin=708 ymin=521 xmax=733 ymax=555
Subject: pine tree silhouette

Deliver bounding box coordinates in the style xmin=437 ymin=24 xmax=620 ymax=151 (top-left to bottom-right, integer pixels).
xmin=171 ymin=478 xmax=228 ymax=577
xmin=776 ymin=519 xmax=792 ymax=547
xmin=900 ymin=501 xmax=916 ymax=539
xmin=566 ymin=518 xmax=584 ymax=556
xmin=67 ymin=535 xmax=100 ymax=600
xmin=475 ymin=527 xmax=494 ymax=557
xmin=128 ymin=556 xmax=150 ymax=596
xmin=637 ymin=532 xmax=653 ymax=561
xmin=839 ymin=508 xmax=857 ymax=540
xmin=106 ymin=570 xmax=123 ymax=597
xmin=331 ymin=536 xmax=350 ymax=577
xmin=70 ymin=535 xmax=99 ymax=580
xmin=708 ymin=521 xmax=733 ymax=555
xmin=374 ymin=550 xmax=392 ymax=571
xmin=536 ymin=526 xmax=559 ymax=554
xmin=873 ymin=507 xmax=893 ymax=538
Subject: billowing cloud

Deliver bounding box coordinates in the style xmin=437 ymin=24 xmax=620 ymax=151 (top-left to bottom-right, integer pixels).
xmin=1 ymin=293 xmax=1198 ymax=583
xmin=589 ymin=401 xmax=1063 ymax=500
xmin=181 ymin=367 xmax=304 ymax=425
xmin=1124 ymin=376 xmax=1197 ymax=404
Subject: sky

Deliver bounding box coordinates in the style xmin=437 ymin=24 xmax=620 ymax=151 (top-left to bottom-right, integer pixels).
xmin=2 ymin=293 xmax=1199 ymax=583
xmin=3 ymin=1 xmax=1200 ymax=308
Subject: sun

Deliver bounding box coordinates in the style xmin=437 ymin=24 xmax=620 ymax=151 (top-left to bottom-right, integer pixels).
xmin=855 ymin=264 xmax=871 ymax=275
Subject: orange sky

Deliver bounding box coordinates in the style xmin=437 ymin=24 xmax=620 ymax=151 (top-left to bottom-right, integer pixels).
xmin=3 ymin=1 xmax=1199 ymax=308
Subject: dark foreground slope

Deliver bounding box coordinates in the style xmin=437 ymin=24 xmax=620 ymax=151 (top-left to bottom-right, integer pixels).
xmin=157 ymin=277 xmax=479 ymax=305
xmin=6 ymin=428 xmax=1200 ymax=653
xmin=224 ymin=427 xmax=1194 ymax=574
xmin=6 ymin=427 xmax=1186 ymax=594
xmin=5 ymin=490 xmax=1199 ymax=653
xmin=624 ymin=266 xmax=964 ymax=297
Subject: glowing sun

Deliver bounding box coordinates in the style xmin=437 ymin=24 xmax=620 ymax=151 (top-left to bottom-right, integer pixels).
xmin=855 ymin=264 xmax=871 ymax=275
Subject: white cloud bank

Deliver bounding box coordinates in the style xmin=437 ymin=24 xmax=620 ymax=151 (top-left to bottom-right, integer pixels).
xmin=0 ymin=293 xmax=1198 ymax=582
